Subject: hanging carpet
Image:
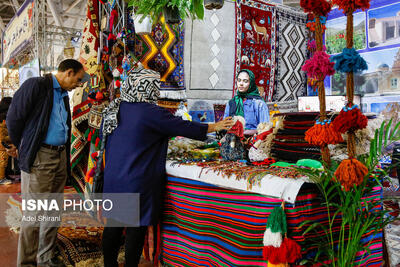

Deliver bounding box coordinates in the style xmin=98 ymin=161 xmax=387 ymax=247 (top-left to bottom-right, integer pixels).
xmin=235 ymin=0 xmax=277 ymax=101
xmin=127 ymin=7 xmax=186 ymax=100
xmin=273 ymin=6 xmax=308 ymax=102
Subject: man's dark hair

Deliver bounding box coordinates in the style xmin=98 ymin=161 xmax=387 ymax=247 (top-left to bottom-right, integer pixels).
xmin=58 ymin=59 xmax=84 ymax=73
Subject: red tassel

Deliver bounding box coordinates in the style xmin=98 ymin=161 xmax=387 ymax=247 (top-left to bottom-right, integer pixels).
xmin=305 ymin=123 xmax=343 ymax=146
xmin=263 ymin=246 xmax=286 ymax=264
xmin=109 ymin=9 xmax=118 ymax=32
xmin=96 ymin=91 xmax=104 ymax=101
xmin=332 ymin=0 xmax=370 ymax=13
xmin=282 ymin=238 xmax=302 ymax=263
xmin=95 ymin=137 xmax=100 ymax=148
xmin=300 ymin=0 xmax=332 ymax=16
xmin=107 ymin=33 xmax=116 ymax=41
xmin=87 ymin=131 xmax=93 ymax=142
xmin=99 ymin=0 xmax=105 ymax=4
xmin=334 ymin=158 xmax=368 ymax=191
xmin=115 ymin=80 xmax=121 ymax=88
xmin=332 ymin=107 xmax=368 ymax=133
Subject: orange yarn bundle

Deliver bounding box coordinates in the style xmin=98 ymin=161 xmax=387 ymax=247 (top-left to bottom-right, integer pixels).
xmin=334 ymin=158 xmax=368 ymax=191
xmin=305 ymin=122 xmax=344 ymax=146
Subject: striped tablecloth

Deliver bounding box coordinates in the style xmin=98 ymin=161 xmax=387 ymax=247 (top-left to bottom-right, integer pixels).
xmin=160 ymin=175 xmax=383 ymax=266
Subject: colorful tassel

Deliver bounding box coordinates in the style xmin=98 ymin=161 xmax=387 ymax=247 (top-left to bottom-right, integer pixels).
xmin=302 ymin=51 xmax=335 ymax=80
xmin=332 ymin=105 xmax=368 ymax=133
xmin=300 ymin=0 xmax=332 ymax=16
xmin=84 ymin=128 xmax=90 ymax=139
xmin=109 ymin=9 xmax=118 ymax=32
xmin=87 ymin=130 xmax=93 ymax=142
xmin=282 ymin=238 xmax=302 ymax=263
xmin=91 ymin=130 xmax=98 ymax=144
xmin=305 ymin=121 xmax=344 ymax=146
xmin=330 ymin=48 xmax=368 ymax=73
xmin=95 ymin=137 xmax=100 ymax=148
xmin=263 ymin=246 xmax=287 ymax=264
xmin=95 ymin=91 xmax=104 ymax=101
xmin=332 ymin=0 xmax=370 ymax=13
xmin=263 ymin=228 xmax=283 ymax=248
xmin=263 ymin=238 xmax=302 ymax=265
xmin=334 ymin=158 xmax=368 ymax=191
xmin=107 ymin=33 xmax=116 ymax=41
xmin=266 ymin=206 xmax=287 ymax=234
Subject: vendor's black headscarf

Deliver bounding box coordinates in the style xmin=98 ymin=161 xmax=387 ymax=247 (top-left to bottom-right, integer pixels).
xmin=229 ymin=69 xmax=263 ymax=117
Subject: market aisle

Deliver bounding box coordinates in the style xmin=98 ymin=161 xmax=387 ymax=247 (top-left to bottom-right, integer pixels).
xmin=0 ymin=182 xmax=19 ymax=266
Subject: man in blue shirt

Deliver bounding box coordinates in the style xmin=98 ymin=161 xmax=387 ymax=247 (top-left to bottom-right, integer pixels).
xmin=6 ymin=59 xmax=86 ymax=267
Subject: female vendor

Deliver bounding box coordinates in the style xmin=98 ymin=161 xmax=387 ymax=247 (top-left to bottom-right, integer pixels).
xmin=224 ymin=69 xmax=270 ymax=135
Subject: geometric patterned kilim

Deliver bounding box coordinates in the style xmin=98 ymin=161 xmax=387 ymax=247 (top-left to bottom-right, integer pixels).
xmin=273 ymin=7 xmax=308 ymax=102
xmin=161 ymin=176 xmax=383 ymax=266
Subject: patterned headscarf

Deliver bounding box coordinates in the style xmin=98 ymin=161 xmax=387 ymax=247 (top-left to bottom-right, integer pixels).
xmin=229 ymin=69 xmax=263 ymax=117
xmin=102 ymin=66 xmax=160 ymax=136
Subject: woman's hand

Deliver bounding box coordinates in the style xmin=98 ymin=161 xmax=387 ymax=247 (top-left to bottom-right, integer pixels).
xmin=208 ymin=117 xmax=234 ymax=133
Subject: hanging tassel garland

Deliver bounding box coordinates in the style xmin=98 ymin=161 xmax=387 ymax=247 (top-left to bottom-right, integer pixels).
xmin=302 ymin=51 xmax=335 ymax=80
xmin=330 ymin=48 xmax=368 ymax=73
xmin=305 ymin=121 xmax=343 ymax=146
xmin=332 ymin=105 xmax=368 ymax=133
xmin=300 ymin=0 xmax=332 ymax=16
xmin=332 ymin=0 xmax=370 ymax=13
xmin=334 ymin=158 xmax=368 ymax=191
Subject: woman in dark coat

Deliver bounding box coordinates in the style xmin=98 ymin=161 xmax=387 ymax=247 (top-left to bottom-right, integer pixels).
xmin=101 ymin=66 xmax=233 ymax=267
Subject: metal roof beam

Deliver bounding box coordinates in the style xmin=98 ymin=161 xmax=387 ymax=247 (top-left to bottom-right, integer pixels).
xmin=46 ymin=0 xmax=63 ymax=27
xmin=64 ymin=0 xmax=83 ymax=13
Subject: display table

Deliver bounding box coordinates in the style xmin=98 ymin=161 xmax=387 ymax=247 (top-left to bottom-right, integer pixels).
xmin=160 ymin=161 xmax=383 ymax=266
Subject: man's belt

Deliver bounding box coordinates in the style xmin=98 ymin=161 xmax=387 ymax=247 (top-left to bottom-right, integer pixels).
xmin=42 ymin=143 xmax=66 ymax=152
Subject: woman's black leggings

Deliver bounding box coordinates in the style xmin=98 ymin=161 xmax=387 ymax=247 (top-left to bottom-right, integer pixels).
xmin=102 ymin=219 xmax=148 ymax=267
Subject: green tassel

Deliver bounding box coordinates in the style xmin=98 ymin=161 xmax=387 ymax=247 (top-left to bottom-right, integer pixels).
xmin=84 ymin=128 xmax=90 ymax=139
xmin=266 ymin=206 xmax=287 ymax=234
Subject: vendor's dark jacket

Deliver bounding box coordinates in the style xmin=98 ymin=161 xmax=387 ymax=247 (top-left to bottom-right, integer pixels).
xmin=6 ymin=74 xmax=71 ymax=176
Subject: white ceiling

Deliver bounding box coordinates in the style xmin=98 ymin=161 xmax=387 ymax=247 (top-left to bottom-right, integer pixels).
xmin=0 ymin=0 xmax=86 ymax=35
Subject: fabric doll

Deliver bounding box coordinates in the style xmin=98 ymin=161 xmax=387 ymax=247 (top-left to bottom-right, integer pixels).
xmin=248 ymin=122 xmax=274 ymax=162
xmin=220 ymin=116 xmax=247 ymax=161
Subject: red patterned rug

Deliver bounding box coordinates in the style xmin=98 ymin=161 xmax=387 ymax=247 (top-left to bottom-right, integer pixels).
xmin=235 ymin=0 xmax=277 ymax=101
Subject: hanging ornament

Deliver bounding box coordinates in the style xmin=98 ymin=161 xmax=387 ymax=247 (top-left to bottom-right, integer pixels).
xmin=300 ymin=0 xmax=332 ymax=16
xmin=334 ymin=158 xmax=369 ymax=191
xmin=332 ymin=0 xmax=370 ymax=13
xmin=302 ymin=51 xmax=335 ymax=81
xmin=305 ymin=120 xmax=343 ymax=146
xmin=332 ymin=104 xmax=368 ymax=134
xmin=262 ymin=204 xmax=302 ymax=265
